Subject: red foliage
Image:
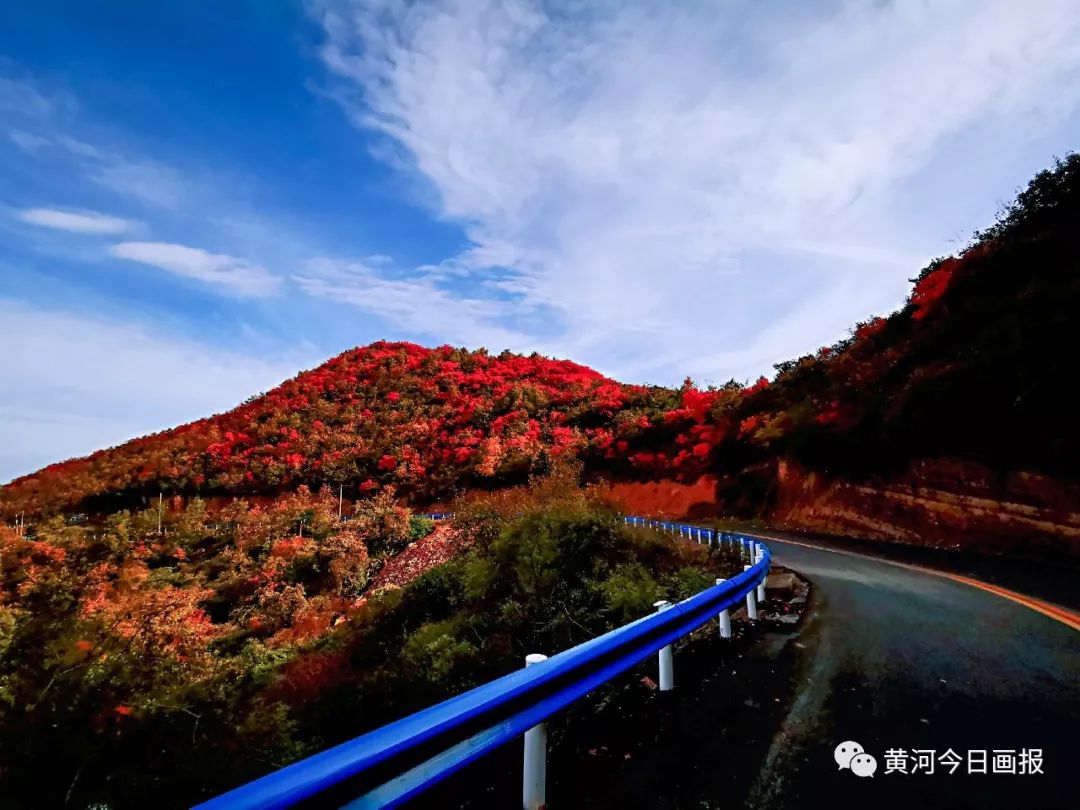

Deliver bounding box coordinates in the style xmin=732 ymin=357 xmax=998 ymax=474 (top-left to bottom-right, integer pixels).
xmin=680 ymin=389 xmax=718 ymax=423
xmin=270 ymin=650 xmax=349 ymax=704
xmin=0 ymin=339 xmax=826 ymax=518
xmin=854 ymin=317 xmax=887 ymax=342
xmin=745 ymin=376 xmax=769 ymax=395
xmin=739 ymin=415 xmax=763 ymax=437
xmin=1 ymin=342 xmax=682 ymax=516
xmin=270 ymin=536 xmax=313 ymax=560
xmin=911 ymin=259 xmax=958 ymax=321
xmin=815 ymin=400 xmax=843 ymax=425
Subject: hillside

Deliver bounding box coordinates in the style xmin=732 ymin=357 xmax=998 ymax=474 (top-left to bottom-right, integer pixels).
xmin=715 ymin=153 xmax=1080 ymax=557
xmin=2 ymin=155 xmax=1079 ymax=558
xmin=0 ymin=345 xmax=673 ymax=513
xmin=0 ymin=341 xmax=751 ymax=519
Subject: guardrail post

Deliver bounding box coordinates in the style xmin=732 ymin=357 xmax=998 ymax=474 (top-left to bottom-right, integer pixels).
xmin=653 ymin=600 xmax=674 ymax=691
xmin=755 ymin=547 xmax=767 ymax=603
xmin=716 ymin=578 xmax=732 ymax=638
xmin=743 ymin=565 xmax=758 ymax=620
xmin=522 ymin=653 xmax=549 ymax=810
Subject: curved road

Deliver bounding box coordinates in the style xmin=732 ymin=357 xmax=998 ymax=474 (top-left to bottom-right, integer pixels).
xmin=745 ymin=535 xmax=1079 ymax=810
xmin=420 ymin=530 xmax=1078 ymax=810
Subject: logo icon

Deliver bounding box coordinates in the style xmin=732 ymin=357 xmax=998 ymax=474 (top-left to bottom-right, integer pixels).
xmin=835 ymin=741 xmax=877 ymax=778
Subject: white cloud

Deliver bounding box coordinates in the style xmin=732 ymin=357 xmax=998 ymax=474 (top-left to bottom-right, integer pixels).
xmin=294 ymin=256 xmax=538 ymax=351
xmin=110 ymin=240 xmax=282 ymax=297
xmin=0 ymin=76 xmax=59 ymax=118
xmin=313 ymin=0 xmax=1080 ymax=383
xmin=8 ymin=129 xmax=51 ymax=152
xmin=90 ymin=159 xmax=186 ymax=209
xmin=0 ymin=299 xmax=314 ymax=484
xmin=0 ymin=73 xmax=188 ymax=209
xmin=16 ymin=207 xmax=135 ymax=234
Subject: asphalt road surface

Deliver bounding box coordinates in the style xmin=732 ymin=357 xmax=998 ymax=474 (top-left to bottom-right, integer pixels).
xmin=745 ymin=535 xmax=1079 ymax=810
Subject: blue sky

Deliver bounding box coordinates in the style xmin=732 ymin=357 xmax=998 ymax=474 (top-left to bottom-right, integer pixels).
xmin=3 ymin=0 xmax=1080 ymax=483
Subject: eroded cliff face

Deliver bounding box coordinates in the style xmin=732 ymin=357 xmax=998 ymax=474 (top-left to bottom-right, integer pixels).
xmin=770 ymin=459 xmax=1080 ymax=560
xmin=594 ymin=475 xmax=722 ymax=520
xmin=597 ymin=459 xmax=1080 ymax=562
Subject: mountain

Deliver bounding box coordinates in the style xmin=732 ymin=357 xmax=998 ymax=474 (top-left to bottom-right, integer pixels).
xmin=2 ymin=154 xmax=1079 ymax=558
xmin=2 ymin=340 xmax=745 ymax=517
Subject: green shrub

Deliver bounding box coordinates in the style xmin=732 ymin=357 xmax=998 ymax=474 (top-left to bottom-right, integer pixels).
xmin=408 ymin=515 xmax=436 ymax=541
xmin=596 ymin=562 xmax=661 ymax=623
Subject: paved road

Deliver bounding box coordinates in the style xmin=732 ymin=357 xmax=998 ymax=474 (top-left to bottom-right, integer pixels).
xmin=421 ymin=532 xmax=1078 ymax=810
xmin=747 ymin=536 xmax=1079 ymax=810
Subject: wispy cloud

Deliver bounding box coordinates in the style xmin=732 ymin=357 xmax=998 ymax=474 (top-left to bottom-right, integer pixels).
xmin=7 ymin=129 xmax=51 ymax=152
xmin=294 ymin=256 xmax=537 ymax=351
xmin=111 ymin=241 xmax=282 ymax=297
xmin=89 ymin=159 xmax=187 ymax=209
xmin=0 ymin=74 xmax=189 ymax=210
xmin=16 ymin=207 xmax=135 ymax=234
xmin=0 ymin=73 xmax=328 ymax=283
xmin=0 ymin=76 xmax=63 ymax=118
xmin=313 ymin=0 xmax=1080 ymax=382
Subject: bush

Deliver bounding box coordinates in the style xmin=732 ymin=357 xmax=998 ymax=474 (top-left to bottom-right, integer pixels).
xmin=409 ymin=515 xmax=436 ymax=541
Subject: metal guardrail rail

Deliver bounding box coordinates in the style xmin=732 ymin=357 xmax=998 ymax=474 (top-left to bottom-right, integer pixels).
xmin=195 ymin=516 xmax=772 ymax=810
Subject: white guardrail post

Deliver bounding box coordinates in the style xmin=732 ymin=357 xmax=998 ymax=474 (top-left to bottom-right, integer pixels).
xmin=755 ymin=545 xmax=767 ymax=603
xmin=522 ymin=653 xmax=549 ymax=810
xmin=654 ymin=600 xmax=674 ymax=691
xmin=743 ymin=564 xmax=758 ymax=619
xmin=716 ymin=577 xmax=732 ymax=638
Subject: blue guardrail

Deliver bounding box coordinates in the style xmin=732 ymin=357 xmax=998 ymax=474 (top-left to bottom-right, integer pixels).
xmin=194 ymin=516 xmax=771 ymax=810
